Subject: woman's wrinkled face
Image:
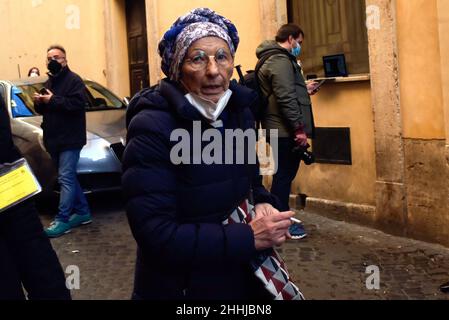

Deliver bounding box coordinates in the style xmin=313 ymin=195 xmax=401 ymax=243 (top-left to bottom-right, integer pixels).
xmin=181 ymin=37 xmax=234 ymax=103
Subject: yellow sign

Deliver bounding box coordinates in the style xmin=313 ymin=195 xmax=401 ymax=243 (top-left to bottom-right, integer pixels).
xmin=0 ymin=159 xmax=41 ymax=213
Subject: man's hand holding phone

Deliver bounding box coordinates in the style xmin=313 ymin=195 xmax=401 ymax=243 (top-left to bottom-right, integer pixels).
xmin=306 ymin=79 xmax=326 ymax=95
xmin=33 ymin=88 xmax=53 ymax=104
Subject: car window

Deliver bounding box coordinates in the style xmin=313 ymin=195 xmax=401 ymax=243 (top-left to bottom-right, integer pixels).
xmin=9 ymin=80 xmax=124 ymax=116
xmin=12 ymin=85 xmax=40 ymax=118
xmin=84 ymin=81 xmax=124 ymax=111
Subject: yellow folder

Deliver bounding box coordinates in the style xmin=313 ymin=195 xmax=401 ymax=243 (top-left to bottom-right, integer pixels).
xmin=0 ymin=158 xmax=41 ymax=213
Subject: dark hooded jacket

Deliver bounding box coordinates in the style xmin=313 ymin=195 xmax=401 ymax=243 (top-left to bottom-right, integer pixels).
xmin=122 ymin=79 xmax=278 ymax=300
xmin=0 ymin=94 xmax=70 ymax=300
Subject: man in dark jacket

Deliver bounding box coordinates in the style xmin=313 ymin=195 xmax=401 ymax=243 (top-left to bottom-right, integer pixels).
xmin=33 ymin=45 xmax=91 ymax=238
xmin=256 ymin=24 xmax=316 ymax=239
xmin=0 ymin=93 xmax=71 ymax=300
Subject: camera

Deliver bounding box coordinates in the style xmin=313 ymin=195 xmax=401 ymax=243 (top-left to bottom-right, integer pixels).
xmin=292 ymin=145 xmax=315 ymax=165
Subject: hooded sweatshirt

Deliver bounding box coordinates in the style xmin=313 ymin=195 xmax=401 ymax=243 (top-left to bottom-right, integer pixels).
xmin=255 ymin=40 xmax=315 ymax=138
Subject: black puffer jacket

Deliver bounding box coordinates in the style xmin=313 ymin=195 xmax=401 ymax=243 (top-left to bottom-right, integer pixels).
xmin=35 ymin=67 xmax=88 ymax=154
xmin=123 ymin=79 xmax=278 ymax=300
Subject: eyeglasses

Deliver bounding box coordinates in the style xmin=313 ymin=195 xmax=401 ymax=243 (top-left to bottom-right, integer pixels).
xmin=184 ymin=48 xmax=233 ymax=70
xmin=47 ymin=56 xmax=66 ymax=62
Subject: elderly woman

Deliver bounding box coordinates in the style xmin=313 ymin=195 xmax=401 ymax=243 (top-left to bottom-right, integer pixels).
xmin=122 ymin=8 xmax=302 ymax=300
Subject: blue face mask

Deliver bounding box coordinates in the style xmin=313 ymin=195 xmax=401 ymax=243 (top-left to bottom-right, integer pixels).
xmin=291 ymin=42 xmax=302 ymax=57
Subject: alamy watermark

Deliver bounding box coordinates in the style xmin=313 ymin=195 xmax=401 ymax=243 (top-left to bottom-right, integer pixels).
xmin=65 ymin=5 xmax=81 ymax=30
xmin=65 ymin=265 xmax=80 ymax=290
xmin=365 ymin=265 xmax=380 ymax=290
xmin=366 ymin=5 xmax=381 ymax=30
xmin=170 ymin=121 xmax=279 ymax=174
xmin=31 ymin=1 xmax=81 ymax=30
xmin=31 ymin=0 xmax=43 ymax=8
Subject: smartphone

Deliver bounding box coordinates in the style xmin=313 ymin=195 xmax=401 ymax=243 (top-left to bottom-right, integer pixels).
xmin=312 ymin=79 xmax=326 ymax=92
xmin=39 ymin=88 xmax=48 ymax=95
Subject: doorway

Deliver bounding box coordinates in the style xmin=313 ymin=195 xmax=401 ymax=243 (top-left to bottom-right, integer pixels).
xmin=125 ymin=0 xmax=149 ymax=97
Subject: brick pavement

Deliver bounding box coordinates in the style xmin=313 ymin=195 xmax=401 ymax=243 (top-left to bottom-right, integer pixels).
xmin=39 ymin=195 xmax=449 ymax=300
xmin=39 ymin=194 xmax=136 ymax=300
xmin=282 ymin=210 xmax=449 ymax=300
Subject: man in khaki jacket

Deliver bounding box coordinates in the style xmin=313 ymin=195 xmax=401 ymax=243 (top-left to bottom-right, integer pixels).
xmin=256 ymin=24 xmax=317 ymax=239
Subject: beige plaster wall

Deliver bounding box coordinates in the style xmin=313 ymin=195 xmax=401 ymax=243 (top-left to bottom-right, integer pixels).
xmin=145 ymin=0 xmax=161 ymax=86
xmin=396 ymin=0 xmax=445 ymax=139
xmin=437 ymin=0 xmax=449 ymax=155
xmin=365 ymin=0 xmax=408 ymax=233
xmin=404 ymin=139 xmax=449 ymax=246
xmin=104 ymin=0 xmax=130 ymax=98
xmin=0 ymin=0 xmax=108 ymax=88
xmin=365 ymin=0 xmax=449 ymax=245
xmin=258 ymin=0 xmax=288 ymax=41
xmin=396 ymin=0 xmax=449 ymax=245
xmin=294 ymin=81 xmax=376 ymax=205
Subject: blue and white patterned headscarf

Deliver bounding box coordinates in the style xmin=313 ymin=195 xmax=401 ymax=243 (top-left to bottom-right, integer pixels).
xmin=158 ymin=8 xmax=240 ymax=81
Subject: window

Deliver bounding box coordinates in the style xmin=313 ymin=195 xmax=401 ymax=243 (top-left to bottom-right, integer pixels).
xmin=6 ymin=80 xmax=124 ymax=117
xmin=12 ymin=85 xmax=39 ymax=117
xmin=288 ymin=0 xmax=370 ymax=77
xmin=84 ymin=81 xmax=124 ymax=111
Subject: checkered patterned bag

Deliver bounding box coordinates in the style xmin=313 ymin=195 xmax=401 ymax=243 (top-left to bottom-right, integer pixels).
xmin=223 ymin=200 xmax=305 ymax=300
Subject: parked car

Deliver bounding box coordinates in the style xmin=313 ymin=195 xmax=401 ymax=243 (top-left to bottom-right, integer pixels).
xmin=0 ymin=76 xmax=127 ymax=196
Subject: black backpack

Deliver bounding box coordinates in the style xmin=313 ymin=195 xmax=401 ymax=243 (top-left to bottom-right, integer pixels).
xmin=235 ymin=48 xmax=292 ymax=122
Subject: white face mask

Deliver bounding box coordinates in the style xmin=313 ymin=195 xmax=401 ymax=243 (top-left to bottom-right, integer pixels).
xmin=185 ymin=90 xmax=233 ymax=122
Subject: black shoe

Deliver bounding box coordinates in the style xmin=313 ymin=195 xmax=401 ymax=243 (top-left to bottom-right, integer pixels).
xmin=440 ymin=281 xmax=449 ymax=293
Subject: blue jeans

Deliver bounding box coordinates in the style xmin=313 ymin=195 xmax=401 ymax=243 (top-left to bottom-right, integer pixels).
xmin=51 ymin=149 xmax=90 ymax=223
xmin=270 ymin=138 xmax=301 ymax=211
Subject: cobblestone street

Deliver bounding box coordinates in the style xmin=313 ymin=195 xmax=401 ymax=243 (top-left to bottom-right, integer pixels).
xmin=39 ymin=194 xmax=449 ymax=300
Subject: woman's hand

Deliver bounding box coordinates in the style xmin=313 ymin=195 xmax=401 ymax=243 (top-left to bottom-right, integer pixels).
xmin=249 ymin=211 xmax=295 ymax=251
xmin=254 ymin=203 xmax=279 ymax=219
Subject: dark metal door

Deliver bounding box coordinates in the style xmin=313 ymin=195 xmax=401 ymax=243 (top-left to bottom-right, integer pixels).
xmin=126 ymin=0 xmax=149 ymax=97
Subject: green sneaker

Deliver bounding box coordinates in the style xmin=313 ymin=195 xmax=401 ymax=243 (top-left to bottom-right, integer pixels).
xmin=45 ymin=221 xmax=71 ymax=238
xmin=69 ymin=213 xmax=92 ymax=228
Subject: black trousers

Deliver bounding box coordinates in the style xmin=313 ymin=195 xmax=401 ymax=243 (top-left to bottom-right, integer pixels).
xmin=270 ymin=138 xmax=301 ymax=211
xmin=0 ymin=199 xmax=71 ymax=300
